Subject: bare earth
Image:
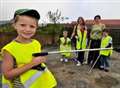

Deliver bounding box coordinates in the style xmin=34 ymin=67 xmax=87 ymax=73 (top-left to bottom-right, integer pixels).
xmin=0 ymin=47 xmax=120 ymax=88
xmin=45 ymin=47 xmax=120 ymax=88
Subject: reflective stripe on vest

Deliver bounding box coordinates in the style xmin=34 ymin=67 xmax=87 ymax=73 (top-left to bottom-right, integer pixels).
xmin=24 ymin=68 xmax=47 ymax=88
xmin=76 ymin=30 xmax=87 ymax=49
xmin=2 ymin=68 xmax=47 ymax=88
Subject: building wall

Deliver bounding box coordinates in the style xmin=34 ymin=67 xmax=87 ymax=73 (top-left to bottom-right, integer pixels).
xmin=0 ymin=25 xmax=120 ymax=50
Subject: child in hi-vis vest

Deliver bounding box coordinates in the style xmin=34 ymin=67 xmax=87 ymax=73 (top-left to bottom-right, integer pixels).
xmin=1 ymin=9 xmax=57 ymax=88
xmin=99 ymin=29 xmax=113 ymax=72
xmin=59 ymin=30 xmax=72 ymax=62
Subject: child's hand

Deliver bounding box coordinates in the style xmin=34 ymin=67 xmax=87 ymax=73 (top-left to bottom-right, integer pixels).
xmin=31 ymin=56 xmax=46 ymax=66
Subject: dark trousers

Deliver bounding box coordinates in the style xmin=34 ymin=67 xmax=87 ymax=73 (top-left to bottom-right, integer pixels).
xmin=88 ymin=39 xmax=101 ymax=68
xmin=100 ymin=55 xmax=110 ymax=69
xmin=77 ymin=51 xmax=85 ymax=64
xmin=71 ymin=37 xmax=76 ymax=49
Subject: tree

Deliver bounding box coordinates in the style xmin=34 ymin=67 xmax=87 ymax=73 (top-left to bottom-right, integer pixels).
xmin=47 ymin=9 xmax=69 ymax=24
xmin=47 ymin=9 xmax=69 ymax=45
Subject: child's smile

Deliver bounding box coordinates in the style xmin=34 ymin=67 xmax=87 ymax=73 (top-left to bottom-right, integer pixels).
xmin=14 ymin=15 xmax=38 ymax=40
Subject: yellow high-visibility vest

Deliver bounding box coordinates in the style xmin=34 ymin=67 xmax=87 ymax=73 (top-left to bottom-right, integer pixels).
xmin=60 ymin=37 xmax=71 ymax=57
xmin=76 ymin=30 xmax=87 ymax=50
xmin=100 ymin=35 xmax=113 ymax=56
xmin=2 ymin=39 xmax=57 ymax=88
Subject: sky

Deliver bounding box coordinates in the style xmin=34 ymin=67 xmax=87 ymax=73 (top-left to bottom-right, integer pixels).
xmin=0 ymin=0 xmax=120 ymax=23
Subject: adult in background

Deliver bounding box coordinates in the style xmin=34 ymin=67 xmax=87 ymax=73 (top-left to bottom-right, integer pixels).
xmin=88 ymin=15 xmax=106 ymax=68
xmin=71 ymin=17 xmax=87 ymax=66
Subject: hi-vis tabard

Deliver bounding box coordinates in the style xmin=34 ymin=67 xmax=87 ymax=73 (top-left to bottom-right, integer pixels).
xmin=60 ymin=37 xmax=71 ymax=57
xmin=100 ymin=35 xmax=113 ymax=56
xmin=2 ymin=39 xmax=57 ymax=88
xmin=76 ymin=29 xmax=87 ymax=50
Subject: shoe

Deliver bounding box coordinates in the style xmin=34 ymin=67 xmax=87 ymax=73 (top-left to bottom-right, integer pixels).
xmin=60 ymin=58 xmax=64 ymax=62
xmin=104 ymin=69 xmax=109 ymax=72
xmin=83 ymin=61 xmax=87 ymax=65
xmin=64 ymin=58 xmax=68 ymax=62
xmin=99 ymin=67 xmax=104 ymax=70
xmin=99 ymin=66 xmax=104 ymax=70
xmin=76 ymin=61 xmax=81 ymax=66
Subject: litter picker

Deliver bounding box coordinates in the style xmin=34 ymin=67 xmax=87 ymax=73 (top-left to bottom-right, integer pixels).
xmin=87 ymin=55 xmax=101 ymax=73
xmin=32 ymin=47 xmax=120 ymax=71
xmin=32 ymin=47 xmax=120 ymax=57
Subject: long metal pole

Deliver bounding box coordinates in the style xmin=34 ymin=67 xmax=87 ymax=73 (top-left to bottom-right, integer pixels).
xmin=32 ymin=47 xmax=115 ymax=57
xmin=48 ymin=47 xmax=113 ymax=54
xmin=88 ymin=55 xmax=101 ymax=73
xmin=32 ymin=47 xmax=119 ymax=73
xmin=84 ymin=40 xmax=92 ymax=64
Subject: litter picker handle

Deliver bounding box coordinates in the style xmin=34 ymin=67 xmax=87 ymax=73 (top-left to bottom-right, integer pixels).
xmin=32 ymin=52 xmax=48 ymax=71
xmin=32 ymin=52 xmax=48 ymax=57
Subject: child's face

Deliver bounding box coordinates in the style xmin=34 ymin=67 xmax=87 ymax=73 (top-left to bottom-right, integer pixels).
xmin=63 ymin=31 xmax=68 ymax=37
xmin=14 ymin=15 xmax=38 ymax=39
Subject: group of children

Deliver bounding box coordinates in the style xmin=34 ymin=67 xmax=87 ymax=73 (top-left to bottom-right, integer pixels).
xmin=1 ymin=8 xmax=113 ymax=88
xmin=59 ymin=28 xmax=112 ymax=72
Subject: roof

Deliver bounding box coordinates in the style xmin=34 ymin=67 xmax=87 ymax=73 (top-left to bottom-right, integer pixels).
xmin=70 ymin=19 xmax=120 ymax=29
xmin=71 ymin=19 xmax=120 ymax=26
xmin=86 ymin=19 xmax=120 ymax=26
